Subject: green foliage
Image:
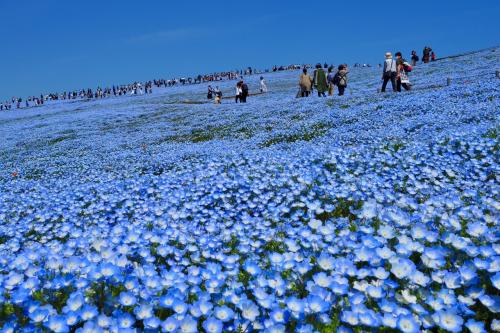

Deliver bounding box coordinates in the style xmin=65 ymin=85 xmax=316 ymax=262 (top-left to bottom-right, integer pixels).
xmin=262 ymin=240 xmax=286 ymax=254
xmin=260 ymin=122 xmax=332 ymax=147
xmin=48 ymin=135 xmax=76 ymax=145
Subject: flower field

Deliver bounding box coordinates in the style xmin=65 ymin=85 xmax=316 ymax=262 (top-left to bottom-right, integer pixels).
xmin=0 ymin=49 xmax=499 ymax=332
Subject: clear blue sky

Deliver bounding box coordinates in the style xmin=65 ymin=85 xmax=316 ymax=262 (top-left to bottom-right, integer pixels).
xmin=1 ymin=0 xmax=498 ymax=100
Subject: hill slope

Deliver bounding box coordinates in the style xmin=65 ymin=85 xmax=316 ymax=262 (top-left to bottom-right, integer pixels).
xmin=0 ymin=48 xmax=499 ymax=332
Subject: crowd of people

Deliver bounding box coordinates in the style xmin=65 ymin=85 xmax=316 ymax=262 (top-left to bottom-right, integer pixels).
xmin=1 ymin=47 xmax=436 ymax=110
xmin=0 ymin=65 xmax=299 ymax=111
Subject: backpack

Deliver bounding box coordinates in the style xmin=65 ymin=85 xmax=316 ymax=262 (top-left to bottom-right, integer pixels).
xmin=241 ymin=84 xmax=249 ymax=94
xmin=403 ymin=62 xmax=413 ymax=73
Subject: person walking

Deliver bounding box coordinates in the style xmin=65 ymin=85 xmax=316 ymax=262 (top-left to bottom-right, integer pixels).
xmin=411 ymin=51 xmax=419 ymax=66
xmin=313 ymin=63 xmax=328 ymax=97
xmin=381 ymin=52 xmax=397 ymax=92
xmin=395 ymin=52 xmax=411 ymax=92
xmin=299 ymin=68 xmax=313 ymax=97
xmin=240 ymin=81 xmax=249 ymax=103
xmin=207 ymin=85 xmax=214 ymax=99
xmin=334 ymin=64 xmax=348 ymax=96
xmin=327 ymin=67 xmax=335 ymax=96
xmin=260 ymin=77 xmax=268 ymax=93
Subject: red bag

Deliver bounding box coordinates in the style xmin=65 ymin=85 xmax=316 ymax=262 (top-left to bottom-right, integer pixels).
xmin=403 ymin=62 xmax=413 ymax=72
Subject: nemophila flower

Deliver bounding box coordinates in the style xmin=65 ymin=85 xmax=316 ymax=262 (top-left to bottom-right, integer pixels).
xmin=312 ymin=272 xmax=332 ymax=288
xmin=264 ymin=324 xmax=286 ymax=333
xmin=244 ymin=261 xmax=261 ymax=275
xmin=467 ymin=222 xmax=487 ymax=237
xmin=134 ymin=303 xmax=154 ymax=320
xmin=360 ymin=309 xmax=382 ymax=327
xmin=433 ymin=311 xmax=464 ymax=333
xmin=269 ymin=307 xmax=287 ymax=324
xmin=96 ymin=314 xmax=112 ymax=328
xmin=203 ymin=317 xmax=223 ymax=333
xmin=47 ymin=315 xmax=70 ymax=333
xmin=116 ymin=312 xmax=135 ymax=329
xmin=378 ymin=225 xmax=395 ymax=239
xmin=172 ymin=299 xmax=189 ymax=314
xmin=444 ymin=271 xmax=462 ymax=289
xmin=65 ymin=311 xmax=80 ymax=326
xmin=143 ymin=316 xmax=161 ymax=329
xmin=491 ymin=319 xmax=500 ymax=332
xmin=479 ymin=294 xmax=500 ymax=312
xmin=159 ymin=294 xmax=177 ymax=308
xmin=465 ymin=319 xmax=487 ymax=333
xmin=382 ymin=313 xmax=397 ymax=328
xmin=337 ymin=326 xmax=353 ymax=333
xmin=214 ymin=305 xmax=234 ymax=322
xmin=360 ymin=200 xmax=378 ymax=219
xmin=316 ymin=254 xmax=334 ymax=271
xmin=390 ymin=257 xmax=416 ymax=279
xmin=119 ymin=291 xmax=137 ymax=307
xmin=178 ymin=315 xmax=198 ymax=333
xmin=306 ymin=295 xmax=329 ymax=313
xmin=341 ymin=310 xmax=358 ymax=326
xmin=240 ymin=300 xmax=260 ymax=321
xmin=367 ymin=285 xmax=384 ymax=299
xmin=80 ymin=305 xmax=98 ymax=321
xmin=29 ymin=307 xmax=50 ymax=323
xmin=492 ymin=272 xmax=500 ymax=290
xmin=75 ymin=321 xmax=104 ymax=333
xmin=161 ymin=316 xmax=179 ymax=332
xmin=397 ymin=314 xmax=419 ymax=333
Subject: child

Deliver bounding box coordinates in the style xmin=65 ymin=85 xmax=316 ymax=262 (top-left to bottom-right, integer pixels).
xmin=214 ymin=87 xmax=222 ymax=104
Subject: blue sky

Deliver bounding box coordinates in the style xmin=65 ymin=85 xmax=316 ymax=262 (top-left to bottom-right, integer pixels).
xmin=1 ymin=0 xmax=498 ymax=100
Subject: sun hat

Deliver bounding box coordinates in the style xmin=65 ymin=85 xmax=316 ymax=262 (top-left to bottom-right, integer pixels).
xmin=385 ymin=52 xmax=392 ymax=58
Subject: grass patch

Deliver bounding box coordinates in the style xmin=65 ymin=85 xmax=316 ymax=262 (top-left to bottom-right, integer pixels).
xmin=48 ymin=135 xmax=76 ymax=145
xmin=260 ymin=122 xmax=332 ymax=147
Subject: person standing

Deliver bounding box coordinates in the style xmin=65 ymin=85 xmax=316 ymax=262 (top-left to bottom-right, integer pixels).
xmin=313 ymin=63 xmax=328 ymax=97
xmin=422 ymin=46 xmax=432 ymax=63
xmin=395 ymin=52 xmax=411 ymax=92
xmin=207 ymin=85 xmax=214 ymax=99
xmin=334 ymin=64 xmax=348 ymax=96
xmin=327 ymin=67 xmax=335 ymax=96
xmin=240 ymin=81 xmax=249 ymax=103
xmin=235 ymin=82 xmax=242 ymax=103
xmin=411 ymin=51 xmax=419 ymax=66
xmin=381 ymin=52 xmax=397 ymax=92
xmin=214 ymin=86 xmax=222 ymax=104
xmin=259 ymin=77 xmax=268 ymax=93
xmin=299 ymin=68 xmax=313 ymax=97
xmin=431 ymin=51 xmax=436 ymax=61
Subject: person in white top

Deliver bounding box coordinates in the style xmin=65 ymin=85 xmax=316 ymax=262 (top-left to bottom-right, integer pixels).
xmin=381 ymin=52 xmax=397 ymax=92
xmin=235 ymin=82 xmax=243 ymax=103
xmin=260 ymin=77 xmax=268 ymax=93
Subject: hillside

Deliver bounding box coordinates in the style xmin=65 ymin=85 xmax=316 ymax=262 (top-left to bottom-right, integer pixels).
xmin=0 ymin=48 xmax=499 ymax=332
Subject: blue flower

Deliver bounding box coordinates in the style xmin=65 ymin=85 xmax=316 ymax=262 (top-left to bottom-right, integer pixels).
xmin=116 ymin=312 xmax=135 ymax=329
xmin=202 ymin=317 xmax=223 ymax=333
xmin=239 ymin=300 xmax=260 ymax=321
xmin=432 ymin=311 xmax=463 ymax=333
xmin=396 ymin=314 xmax=419 ymax=333
xmin=465 ymin=319 xmax=486 ymax=333
xmin=178 ymin=315 xmax=198 ymax=333
xmin=47 ymin=315 xmax=70 ymax=333
xmin=214 ymin=305 xmax=234 ymax=322
xmin=161 ymin=316 xmax=179 ymax=332
xmin=119 ymin=291 xmax=137 ymax=307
